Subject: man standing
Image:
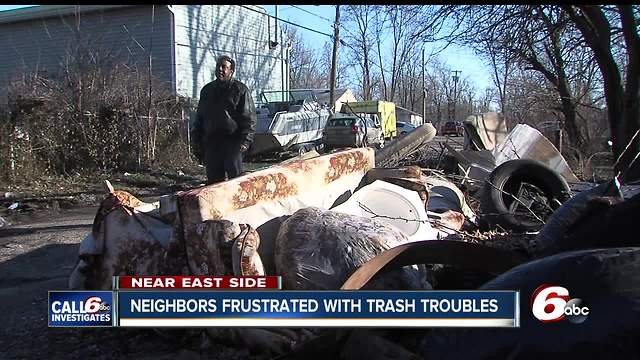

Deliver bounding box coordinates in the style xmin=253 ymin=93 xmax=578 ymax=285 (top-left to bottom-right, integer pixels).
xmin=192 ymin=55 xmax=257 ymax=184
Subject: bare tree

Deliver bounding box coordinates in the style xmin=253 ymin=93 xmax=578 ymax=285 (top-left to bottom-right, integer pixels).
xmin=481 ymin=39 xmax=516 ymax=117
xmin=562 ymin=5 xmax=640 ymax=180
xmin=342 ymin=5 xmax=376 ymax=100
xmin=384 ymin=5 xmax=423 ymax=102
xmin=284 ymin=25 xmax=327 ymax=89
xmin=415 ymin=4 xmax=640 ymax=180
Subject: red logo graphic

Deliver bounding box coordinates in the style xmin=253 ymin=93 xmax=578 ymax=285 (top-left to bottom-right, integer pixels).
xmin=530 ymin=284 xmax=589 ymax=324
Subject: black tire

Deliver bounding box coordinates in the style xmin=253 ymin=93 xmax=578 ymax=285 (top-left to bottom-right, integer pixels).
xmin=480 ymin=159 xmax=571 ymax=232
xmin=298 ymin=145 xmax=307 ymax=156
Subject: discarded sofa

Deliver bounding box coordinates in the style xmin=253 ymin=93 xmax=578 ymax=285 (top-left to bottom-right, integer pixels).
xmin=69 ymin=148 xmax=377 ymax=288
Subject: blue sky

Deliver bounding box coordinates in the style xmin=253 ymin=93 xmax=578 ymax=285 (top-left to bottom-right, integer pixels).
xmin=0 ymin=5 xmax=491 ymax=91
xmin=264 ymin=5 xmax=492 ymax=92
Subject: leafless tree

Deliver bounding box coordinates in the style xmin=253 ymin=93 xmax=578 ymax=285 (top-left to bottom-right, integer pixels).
xmin=415 ymin=4 xmax=640 ymax=180
xmin=284 ymin=25 xmax=328 ymax=89
xmin=382 ymin=5 xmax=423 ymax=102
xmin=562 ymin=5 xmax=640 ymax=180
xmin=342 ymin=5 xmax=376 ymax=100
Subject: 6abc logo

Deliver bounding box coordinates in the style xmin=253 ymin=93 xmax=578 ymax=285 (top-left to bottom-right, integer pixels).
xmin=531 ymin=284 xmax=589 ymax=324
xmin=84 ymin=296 xmax=111 ymax=313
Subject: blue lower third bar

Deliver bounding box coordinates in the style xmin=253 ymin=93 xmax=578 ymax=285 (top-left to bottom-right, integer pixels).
xmin=117 ymin=290 xmax=519 ymax=328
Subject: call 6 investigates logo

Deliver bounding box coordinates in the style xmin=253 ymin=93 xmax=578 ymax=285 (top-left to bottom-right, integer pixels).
xmin=49 ymin=291 xmax=114 ymax=327
xmin=531 ymin=284 xmax=589 ymax=324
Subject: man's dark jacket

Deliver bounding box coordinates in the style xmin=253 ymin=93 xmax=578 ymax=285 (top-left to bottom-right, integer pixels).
xmin=192 ymin=79 xmax=257 ymax=159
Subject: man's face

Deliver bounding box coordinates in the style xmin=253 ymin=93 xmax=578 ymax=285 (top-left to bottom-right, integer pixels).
xmin=216 ymin=60 xmax=233 ymax=82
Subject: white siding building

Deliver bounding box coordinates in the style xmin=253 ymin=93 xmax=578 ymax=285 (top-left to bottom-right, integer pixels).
xmin=0 ymin=5 xmax=289 ymax=102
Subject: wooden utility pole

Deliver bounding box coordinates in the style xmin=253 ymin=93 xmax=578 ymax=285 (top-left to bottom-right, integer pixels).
xmin=452 ymin=70 xmax=461 ymax=121
xmin=422 ymin=48 xmax=426 ymax=125
xmin=329 ymin=5 xmax=340 ymax=110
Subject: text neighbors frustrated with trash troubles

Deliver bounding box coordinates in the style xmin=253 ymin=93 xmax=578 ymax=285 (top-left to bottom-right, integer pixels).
xmin=49 ymin=276 xmax=520 ymax=327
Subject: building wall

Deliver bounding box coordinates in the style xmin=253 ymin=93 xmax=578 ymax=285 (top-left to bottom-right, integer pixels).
xmin=335 ymin=89 xmax=357 ymax=112
xmin=171 ymin=5 xmax=289 ymax=102
xmin=0 ymin=5 xmax=174 ymax=98
xmin=0 ymin=5 xmax=288 ymax=103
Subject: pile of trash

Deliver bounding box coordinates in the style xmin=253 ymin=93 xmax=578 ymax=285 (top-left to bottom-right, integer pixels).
xmin=68 ymin=118 xmax=640 ymax=358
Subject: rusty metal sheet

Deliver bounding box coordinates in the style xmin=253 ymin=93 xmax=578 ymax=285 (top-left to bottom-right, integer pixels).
xmin=492 ymin=124 xmax=580 ymax=182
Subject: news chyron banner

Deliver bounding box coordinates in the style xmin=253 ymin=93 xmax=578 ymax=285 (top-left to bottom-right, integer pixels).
xmin=49 ymin=276 xmax=520 ymax=328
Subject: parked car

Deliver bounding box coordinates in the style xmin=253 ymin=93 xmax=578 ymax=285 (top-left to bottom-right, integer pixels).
xmin=322 ymin=113 xmax=385 ymax=150
xmin=441 ymin=121 xmax=465 ymax=136
xmin=396 ymin=121 xmax=417 ymax=135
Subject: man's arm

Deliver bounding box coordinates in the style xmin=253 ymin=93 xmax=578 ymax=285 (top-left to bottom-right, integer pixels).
xmin=236 ymin=86 xmax=257 ymax=150
xmin=191 ymin=90 xmax=205 ymax=162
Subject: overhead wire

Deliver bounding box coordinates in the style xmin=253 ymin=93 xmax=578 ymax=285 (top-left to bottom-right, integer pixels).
xmin=289 ymin=5 xmax=334 ymax=24
xmin=238 ymin=5 xmax=333 ymax=39
xmin=239 ymin=5 xmax=393 ymax=86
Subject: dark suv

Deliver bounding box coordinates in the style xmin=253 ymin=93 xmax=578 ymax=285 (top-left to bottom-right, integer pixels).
xmin=441 ymin=121 xmax=464 ymax=136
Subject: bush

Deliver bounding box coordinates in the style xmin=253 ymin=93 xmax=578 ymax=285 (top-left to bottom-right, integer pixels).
xmin=0 ymin=50 xmax=196 ymax=183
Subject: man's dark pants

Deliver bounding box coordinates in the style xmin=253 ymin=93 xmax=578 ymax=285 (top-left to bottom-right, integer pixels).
xmin=204 ymin=133 xmax=244 ymax=184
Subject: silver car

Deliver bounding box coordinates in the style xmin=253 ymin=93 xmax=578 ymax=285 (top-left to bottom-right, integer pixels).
xmin=322 ymin=114 xmax=385 ymax=151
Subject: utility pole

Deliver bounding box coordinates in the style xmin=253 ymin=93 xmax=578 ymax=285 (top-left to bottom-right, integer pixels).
xmin=422 ymin=48 xmax=426 ymax=125
xmin=275 ymin=5 xmax=284 ymax=101
xmin=452 ymin=70 xmax=461 ymax=121
xmin=485 ymin=88 xmax=491 ymax=110
xmin=329 ymin=5 xmax=340 ymax=110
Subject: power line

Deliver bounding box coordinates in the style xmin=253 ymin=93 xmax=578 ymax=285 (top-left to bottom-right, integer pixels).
xmin=289 ymin=5 xmax=333 ymax=23
xmin=238 ymin=5 xmax=333 ymax=39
